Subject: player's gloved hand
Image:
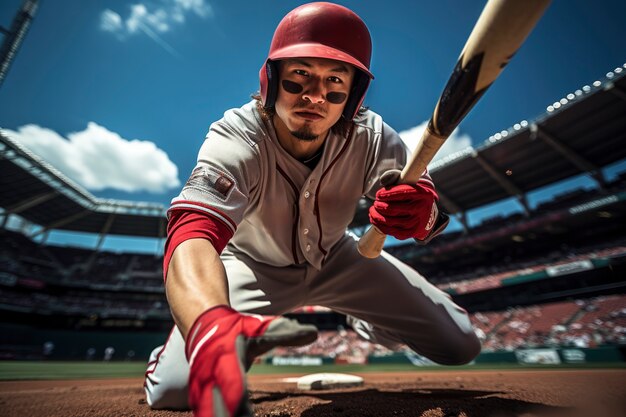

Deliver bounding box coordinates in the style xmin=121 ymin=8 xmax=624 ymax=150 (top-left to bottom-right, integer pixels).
xmin=369 ymin=169 xmax=439 ymax=241
xmin=185 ymin=305 xmax=318 ymax=417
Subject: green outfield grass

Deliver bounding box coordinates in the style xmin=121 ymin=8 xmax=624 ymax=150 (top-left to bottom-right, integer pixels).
xmin=0 ymin=361 xmax=148 ymax=380
xmin=249 ymin=362 xmax=626 ymax=375
xmin=0 ymin=361 xmax=624 ymax=381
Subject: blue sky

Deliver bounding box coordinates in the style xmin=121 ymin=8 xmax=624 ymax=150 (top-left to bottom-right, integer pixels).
xmin=1 ymin=0 xmax=625 ymax=249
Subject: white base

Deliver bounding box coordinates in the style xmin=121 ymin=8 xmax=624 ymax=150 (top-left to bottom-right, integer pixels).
xmin=296 ymin=373 xmax=364 ymax=390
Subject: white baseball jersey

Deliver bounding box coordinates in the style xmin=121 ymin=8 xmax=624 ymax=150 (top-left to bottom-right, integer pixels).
xmin=145 ymin=100 xmax=480 ymax=410
xmin=170 ymin=100 xmax=408 ymax=270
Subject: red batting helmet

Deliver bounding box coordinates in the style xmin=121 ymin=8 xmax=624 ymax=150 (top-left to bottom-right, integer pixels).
xmin=259 ymin=2 xmax=374 ymax=120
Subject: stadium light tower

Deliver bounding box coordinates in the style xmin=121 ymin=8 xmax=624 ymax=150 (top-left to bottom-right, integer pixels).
xmin=0 ymin=0 xmax=39 ymax=89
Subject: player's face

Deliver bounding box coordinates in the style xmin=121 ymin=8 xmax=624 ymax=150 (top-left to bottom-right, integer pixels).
xmin=274 ymin=57 xmax=355 ymax=142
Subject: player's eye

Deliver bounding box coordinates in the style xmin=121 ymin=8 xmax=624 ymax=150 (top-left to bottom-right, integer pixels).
xmin=294 ymin=69 xmax=309 ymax=77
xmin=328 ymin=76 xmax=342 ymax=84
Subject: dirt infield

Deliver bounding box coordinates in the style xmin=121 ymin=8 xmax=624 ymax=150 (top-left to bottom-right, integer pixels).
xmin=0 ymin=369 xmax=624 ymax=417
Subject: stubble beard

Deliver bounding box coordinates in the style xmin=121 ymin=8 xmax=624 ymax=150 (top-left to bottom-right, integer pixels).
xmin=290 ymin=125 xmax=319 ymax=142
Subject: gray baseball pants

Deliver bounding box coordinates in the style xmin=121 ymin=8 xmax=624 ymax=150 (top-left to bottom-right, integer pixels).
xmin=144 ymin=234 xmax=481 ymax=409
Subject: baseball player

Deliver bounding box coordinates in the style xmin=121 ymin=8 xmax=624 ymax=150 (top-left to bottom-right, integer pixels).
xmin=144 ymin=3 xmax=481 ymax=416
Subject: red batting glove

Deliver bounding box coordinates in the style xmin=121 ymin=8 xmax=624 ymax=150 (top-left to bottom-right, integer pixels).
xmin=185 ymin=305 xmax=317 ymax=417
xmin=369 ymin=179 xmax=439 ymax=241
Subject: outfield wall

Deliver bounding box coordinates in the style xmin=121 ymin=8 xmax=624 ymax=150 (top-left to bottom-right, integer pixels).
xmin=1 ymin=323 xmax=625 ymax=365
xmin=0 ymin=324 xmax=167 ymax=360
xmin=265 ymin=346 xmax=626 ymax=367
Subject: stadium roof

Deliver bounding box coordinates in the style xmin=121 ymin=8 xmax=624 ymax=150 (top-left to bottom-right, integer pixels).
xmin=351 ymin=65 xmax=626 ymax=228
xmin=427 ymin=67 xmax=626 ymax=217
xmin=1 ymin=66 xmax=625 ymax=237
xmin=0 ymin=134 xmax=167 ymax=238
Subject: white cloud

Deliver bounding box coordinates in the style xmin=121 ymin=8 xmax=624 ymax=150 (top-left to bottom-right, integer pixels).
xmin=100 ymin=1 xmax=213 ymax=56
xmin=100 ymin=9 xmax=123 ymax=33
xmin=398 ymin=121 xmax=473 ymax=167
xmin=4 ymin=123 xmax=180 ymax=194
xmin=126 ymin=4 xmax=170 ymax=34
xmin=175 ymin=0 xmax=212 ymax=17
xmin=101 ymin=0 xmax=212 ymax=37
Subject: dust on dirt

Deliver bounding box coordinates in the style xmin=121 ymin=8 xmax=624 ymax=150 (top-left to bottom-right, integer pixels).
xmin=0 ymin=369 xmax=624 ymax=417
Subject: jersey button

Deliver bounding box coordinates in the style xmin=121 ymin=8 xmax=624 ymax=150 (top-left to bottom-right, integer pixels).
xmin=304 ymin=191 xmax=311 ymax=198
xmin=305 ymin=244 xmax=311 ymax=252
xmin=303 ymin=228 xmax=309 ymax=235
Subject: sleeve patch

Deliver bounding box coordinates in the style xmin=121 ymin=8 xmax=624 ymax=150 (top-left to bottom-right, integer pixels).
xmin=215 ymin=176 xmax=234 ymax=196
xmin=185 ymin=167 xmax=235 ymax=199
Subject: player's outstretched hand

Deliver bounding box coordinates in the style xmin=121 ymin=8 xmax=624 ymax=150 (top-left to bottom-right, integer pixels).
xmin=185 ymin=305 xmax=318 ymax=417
xmin=369 ymin=170 xmax=439 ymax=241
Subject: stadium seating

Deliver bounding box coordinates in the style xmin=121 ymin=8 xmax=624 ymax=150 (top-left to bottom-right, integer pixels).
xmin=266 ymin=295 xmax=626 ymax=359
xmin=1 ymin=169 xmax=625 ymax=359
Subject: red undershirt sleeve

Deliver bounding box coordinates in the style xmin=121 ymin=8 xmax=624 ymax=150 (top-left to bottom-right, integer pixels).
xmin=162 ymin=210 xmax=234 ymax=283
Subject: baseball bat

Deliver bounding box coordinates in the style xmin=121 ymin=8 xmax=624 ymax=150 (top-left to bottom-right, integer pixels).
xmin=357 ymin=0 xmax=551 ymax=258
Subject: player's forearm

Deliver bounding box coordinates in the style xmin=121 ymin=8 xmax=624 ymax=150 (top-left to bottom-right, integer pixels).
xmin=165 ymin=238 xmax=230 ymax=338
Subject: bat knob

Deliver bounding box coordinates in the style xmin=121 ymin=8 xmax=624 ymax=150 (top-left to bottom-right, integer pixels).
xmin=357 ymin=225 xmax=387 ymax=258
xmin=380 ymin=169 xmax=402 ymax=187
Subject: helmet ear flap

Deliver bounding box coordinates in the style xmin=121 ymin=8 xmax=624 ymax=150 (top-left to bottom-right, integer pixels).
xmin=343 ymin=70 xmax=370 ymax=120
xmin=263 ymin=60 xmax=279 ymax=109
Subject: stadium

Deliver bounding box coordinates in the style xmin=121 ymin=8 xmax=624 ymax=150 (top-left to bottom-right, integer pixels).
xmin=1 ymin=1 xmax=625 ymax=416
xmin=1 ymin=64 xmax=625 ymax=415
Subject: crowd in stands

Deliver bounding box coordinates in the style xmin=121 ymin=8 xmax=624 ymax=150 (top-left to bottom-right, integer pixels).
xmin=476 ymin=295 xmax=626 ymax=351
xmin=2 ymin=223 xmax=625 ymax=326
xmin=2 ymin=224 xmax=624 ymax=300
xmin=390 ymin=235 xmax=622 ymax=290
xmin=1 ymin=175 xmax=625 ymax=358
xmin=0 ymin=229 xmax=164 ymax=290
xmin=2 ymin=172 xmax=624 ymax=295
xmin=266 ymin=295 xmax=626 ymax=359
xmin=436 ymin=242 xmax=626 ymax=294
xmin=389 ymin=175 xmax=625 ymax=275
xmin=0 ymin=286 xmax=169 ymax=320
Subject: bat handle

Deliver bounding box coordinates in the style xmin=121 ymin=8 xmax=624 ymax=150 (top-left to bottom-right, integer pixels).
xmin=356 ymin=0 xmax=551 ymax=259
xmin=357 ymin=225 xmax=387 ymax=258
xmin=356 ymin=169 xmax=403 ymax=258
xmin=357 ymin=128 xmax=444 ymax=258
